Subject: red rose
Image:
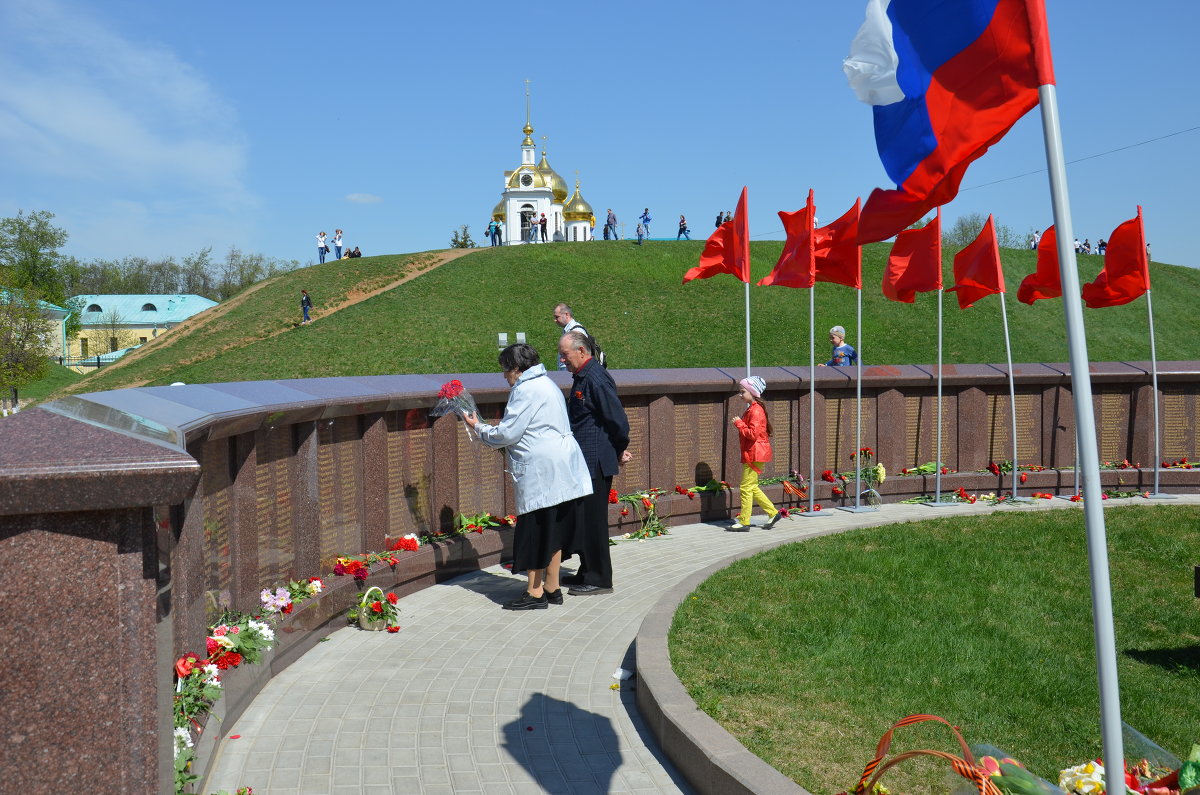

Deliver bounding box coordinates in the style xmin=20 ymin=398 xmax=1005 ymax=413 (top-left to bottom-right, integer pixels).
xmin=608 ymin=489 xmax=618 ymax=504
xmin=386 ymin=626 xmax=400 ymax=633
xmin=386 ymin=592 xmax=398 ymax=604
xmin=175 ymin=654 xmax=199 ymax=679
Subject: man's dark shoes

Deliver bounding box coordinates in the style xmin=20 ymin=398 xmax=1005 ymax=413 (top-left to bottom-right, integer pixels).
xmin=503 ymin=592 xmax=548 ymax=610
xmin=544 ymin=588 xmax=564 ymax=605
xmin=568 ymin=584 xmax=614 ymax=596
xmin=560 ymin=573 xmax=586 ymax=586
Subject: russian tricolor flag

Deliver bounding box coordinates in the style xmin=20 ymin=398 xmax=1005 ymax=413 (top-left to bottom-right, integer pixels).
xmin=845 ymin=0 xmax=1054 ymax=244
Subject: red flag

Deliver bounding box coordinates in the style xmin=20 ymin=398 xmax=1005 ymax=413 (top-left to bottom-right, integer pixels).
xmin=947 ymin=214 xmax=1005 ymax=309
xmin=683 ymin=187 xmax=750 ymax=283
xmin=757 ymin=190 xmax=815 ymax=288
xmin=1082 ymin=206 xmax=1151 ymax=308
xmin=1016 ymin=226 xmax=1060 ymax=304
xmin=882 ymin=210 xmax=942 ymax=303
xmin=814 ymin=198 xmax=862 ymax=289
xmin=848 ymin=0 xmax=1053 ymax=243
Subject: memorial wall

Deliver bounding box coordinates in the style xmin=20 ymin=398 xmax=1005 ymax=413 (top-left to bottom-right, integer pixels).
xmin=0 ymin=362 xmax=1197 ymax=792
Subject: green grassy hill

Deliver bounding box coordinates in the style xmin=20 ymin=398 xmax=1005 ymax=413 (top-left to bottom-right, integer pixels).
xmin=43 ymin=241 xmax=1200 ymax=398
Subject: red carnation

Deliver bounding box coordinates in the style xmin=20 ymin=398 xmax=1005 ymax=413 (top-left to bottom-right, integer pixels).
xmin=687 ymin=492 xmax=695 ymax=500
xmin=641 ymin=497 xmax=653 ymax=510
xmin=371 ymin=601 xmax=383 ymax=613
xmin=620 ymin=508 xmax=629 ymax=516
xmin=1019 ymin=473 xmax=1028 ymax=483
xmin=821 ymin=470 xmax=835 ymax=483
xmin=832 ymin=487 xmax=843 ymax=496
xmin=438 ymin=379 xmax=464 ymax=399
xmin=386 ymin=626 xmax=400 ymax=633
xmin=353 ymin=567 xmax=368 ymax=581
xmin=987 ymin=462 xmax=1001 ymax=476
xmin=333 ymin=562 xmax=346 ymax=576
xmin=282 ymin=603 xmax=293 ymax=615
xmin=386 ymin=592 xmax=398 ymax=604
xmin=608 ymin=489 xmax=618 ymax=504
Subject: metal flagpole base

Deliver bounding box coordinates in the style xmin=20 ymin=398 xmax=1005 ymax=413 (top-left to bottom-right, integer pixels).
xmin=837 ymin=505 xmax=878 ymax=513
xmin=798 ymin=510 xmax=834 ymax=519
xmin=1145 ymin=492 xmax=1176 ymax=500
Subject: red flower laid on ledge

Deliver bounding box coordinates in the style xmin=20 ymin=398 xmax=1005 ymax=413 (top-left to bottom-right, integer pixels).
xmin=609 ymin=489 xmax=619 ymax=503
xmin=987 ymin=462 xmax=1001 ymax=476
xmin=821 ymin=470 xmax=836 ymax=483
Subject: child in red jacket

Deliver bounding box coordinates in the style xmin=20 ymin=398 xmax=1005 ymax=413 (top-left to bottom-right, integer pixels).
xmin=728 ymin=376 xmax=782 ymax=531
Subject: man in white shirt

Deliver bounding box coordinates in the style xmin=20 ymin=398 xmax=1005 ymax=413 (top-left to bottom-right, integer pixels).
xmin=553 ymin=303 xmax=587 ymax=370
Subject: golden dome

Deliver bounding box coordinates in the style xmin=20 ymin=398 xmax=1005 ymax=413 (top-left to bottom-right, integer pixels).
xmin=492 ymin=199 xmax=506 ymax=222
xmin=507 ymin=167 xmax=550 ymax=190
xmin=537 ymin=152 xmax=569 ymax=204
xmin=562 ymin=180 xmax=593 ymax=221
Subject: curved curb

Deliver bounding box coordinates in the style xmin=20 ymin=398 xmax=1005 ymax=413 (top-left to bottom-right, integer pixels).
xmin=634 ymin=496 xmax=1200 ymax=795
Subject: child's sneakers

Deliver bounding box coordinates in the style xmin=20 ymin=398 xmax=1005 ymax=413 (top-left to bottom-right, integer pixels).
xmin=764 ymin=512 xmax=784 ymax=529
xmin=725 ymin=521 xmax=751 ymax=532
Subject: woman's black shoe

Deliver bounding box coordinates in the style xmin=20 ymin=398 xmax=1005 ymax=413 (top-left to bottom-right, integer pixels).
xmin=544 ymin=588 xmax=564 ymax=605
xmin=503 ymin=592 xmax=548 ymax=610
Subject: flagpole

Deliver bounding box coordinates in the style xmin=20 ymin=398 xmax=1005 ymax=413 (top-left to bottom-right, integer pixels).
xmin=744 ymin=280 xmax=752 ymax=379
xmin=1144 ymin=289 xmax=1172 ymax=500
xmin=935 ymin=287 xmax=943 ymax=502
xmin=802 ymin=285 xmax=831 ymax=519
xmin=1001 ymin=293 xmax=1032 ymax=502
xmin=1039 ymin=81 xmax=1125 ymax=792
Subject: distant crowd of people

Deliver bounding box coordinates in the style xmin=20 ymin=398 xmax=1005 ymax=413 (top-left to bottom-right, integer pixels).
xmin=315 ymin=230 xmax=361 ymax=262
xmin=1030 ymin=230 xmax=1151 ymax=261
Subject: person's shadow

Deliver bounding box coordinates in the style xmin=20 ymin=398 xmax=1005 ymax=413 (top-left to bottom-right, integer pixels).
xmin=502 ymin=692 xmax=620 ymax=793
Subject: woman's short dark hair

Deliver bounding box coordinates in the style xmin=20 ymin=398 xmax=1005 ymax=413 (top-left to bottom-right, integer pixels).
xmin=498 ymin=343 xmax=540 ymax=372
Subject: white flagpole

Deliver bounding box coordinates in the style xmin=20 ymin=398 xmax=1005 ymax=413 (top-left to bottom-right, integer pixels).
xmin=803 ymin=285 xmax=831 ymax=519
xmin=744 ymin=279 xmax=752 ymax=379
xmin=1145 ymin=289 xmax=1173 ymax=499
xmin=1039 ymin=82 xmax=1125 ymax=792
xmin=935 ymin=287 xmax=944 ymax=501
xmin=1001 ymin=293 xmax=1031 ymax=501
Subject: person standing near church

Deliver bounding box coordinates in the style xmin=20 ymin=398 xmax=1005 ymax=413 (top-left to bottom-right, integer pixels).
xmin=495 ymin=218 xmax=504 ymax=245
xmin=316 ymin=231 xmax=327 ymax=263
xmin=606 ymin=209 xmax=618 ymax=240
xmin=639 ymin=208 xmax=652 ymax=239
xmin=539 ymin=213 xmax=548 ymax=242
xmin=558 ymin=330 xmax=631 ymax=595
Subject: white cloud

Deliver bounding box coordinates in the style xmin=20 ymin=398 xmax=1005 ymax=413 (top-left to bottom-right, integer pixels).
xmin=0 ymin=0 xmax=253 ymax=204
xmin=345 ymin=193 xmax=383 ymax=204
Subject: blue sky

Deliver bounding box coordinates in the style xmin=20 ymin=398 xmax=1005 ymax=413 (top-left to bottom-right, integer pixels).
xmin=2 ymin=0 xmax=1197 ymax=270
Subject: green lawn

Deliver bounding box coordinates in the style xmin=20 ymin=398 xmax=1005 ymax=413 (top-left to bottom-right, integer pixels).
xmin=35 ymin=241 xmax=1200 ymax=400
xmin=17 ymin=362 xmax=84 ymax=403
xmin=669 ymin=505 xmax=1199 ymax=794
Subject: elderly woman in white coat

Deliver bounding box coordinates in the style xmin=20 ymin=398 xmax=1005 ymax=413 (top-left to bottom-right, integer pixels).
xmin=465 ymin=343 xmax=591 ymax=610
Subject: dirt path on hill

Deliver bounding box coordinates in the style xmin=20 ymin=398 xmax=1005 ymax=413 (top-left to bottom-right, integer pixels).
xmin=59 ymin=248 xmax=483 ymax=392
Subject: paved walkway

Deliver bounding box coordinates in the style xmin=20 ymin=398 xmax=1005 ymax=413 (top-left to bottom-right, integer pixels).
xmin=204 ymin=496 xmax=1192 ymax=794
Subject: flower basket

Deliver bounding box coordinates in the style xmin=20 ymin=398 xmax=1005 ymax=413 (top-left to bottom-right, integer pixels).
xmin=839 ymin=714 xmax=1001 ymax=795
xmin=351 ymin=586 xmax=399 ymax=632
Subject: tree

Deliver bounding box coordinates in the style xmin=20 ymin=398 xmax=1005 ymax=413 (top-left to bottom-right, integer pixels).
xmin=449 ymin=225 xmax=475 ymax=248
xmin=0 ymin=289 xmax=52 ymax=407
xmin=0 ymin=210 xmax=70 ymax=305
xmin=942 ymin=212 xmax=1021 ymax=249
xmin=98 ymin=309 xmax=137 ymax=353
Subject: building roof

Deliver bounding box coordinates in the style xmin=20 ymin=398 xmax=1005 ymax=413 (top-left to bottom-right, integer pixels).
xmin=0 ymin=288 xmax=70 ymax=319
xmin=72 ymin=294 xmax=218 ymax=326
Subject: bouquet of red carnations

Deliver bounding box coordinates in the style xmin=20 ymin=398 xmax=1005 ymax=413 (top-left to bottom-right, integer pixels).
xmin=430 ymin=379 xmax=481 ymax=439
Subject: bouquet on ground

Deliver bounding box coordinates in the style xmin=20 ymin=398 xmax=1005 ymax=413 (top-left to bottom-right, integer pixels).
xmin=615 ymin=488 xmax=669 ymax=540
xmin=349 ymin=586 xmax=401 ymax=633
xmin=431 ymin=379 xmax=479 ymax=438
xmin=849 ymin=447 xmax=886 ymax=505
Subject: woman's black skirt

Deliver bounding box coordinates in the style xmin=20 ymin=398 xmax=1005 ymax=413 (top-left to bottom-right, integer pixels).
xmin=512 ymin=498 xmax=582 ymax=573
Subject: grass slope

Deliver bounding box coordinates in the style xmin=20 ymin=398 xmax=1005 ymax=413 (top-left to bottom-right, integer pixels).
xmin=670 ymin=505 xmax=1199 ymax=794
xmin=43 ymin=241 xmax=1200 ymax=396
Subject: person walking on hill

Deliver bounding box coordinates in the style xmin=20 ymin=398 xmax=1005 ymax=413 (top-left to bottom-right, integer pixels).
xmin=316 ymin=232 xmax=328 ymax=264
xmin=819 ymin=325 xmax=857 ymax=367
xmin=728 ymin=376 xmax=782 ymax=531
xmin=300 ymin=290 xmax=313 ymax=324
xmin=677 ymin=215 xmax=690 ymax=241
xmin=606 ymin=209 xmax=618 ymax=240
xmin=715 ymin=212 xmax=723 ymax=229
xmin=639 ymin=208 xmax=652 ymax=239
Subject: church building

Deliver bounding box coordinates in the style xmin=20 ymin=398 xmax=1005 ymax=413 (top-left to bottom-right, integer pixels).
xmin=491 ymin=95 xmax=594 ymax=244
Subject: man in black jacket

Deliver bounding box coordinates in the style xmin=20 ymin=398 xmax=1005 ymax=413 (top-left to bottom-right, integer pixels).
xmin=558 ymin=330 xmax=631 ymax=595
